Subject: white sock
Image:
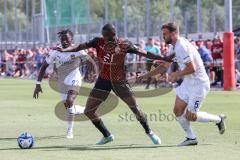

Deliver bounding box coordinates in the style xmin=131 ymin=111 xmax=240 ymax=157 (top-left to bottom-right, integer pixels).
xmin=74 ymin=105 xmax=85 ymax=114
xmin=67 ymin=107 xmax=75 ymax=133
xmin=176 ymin=114 xmax=196 ymax=139
xmin=67 ymin=105 xmax=85 ymax=114
xmin=196 ymin=112 xmax=221 ymax=123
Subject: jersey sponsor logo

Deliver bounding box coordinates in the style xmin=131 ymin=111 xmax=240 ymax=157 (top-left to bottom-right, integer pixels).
xmin=183 ymin=56 xmax=190 ymax=60
xmin=57 ymin=55 xmax=76 ymax=66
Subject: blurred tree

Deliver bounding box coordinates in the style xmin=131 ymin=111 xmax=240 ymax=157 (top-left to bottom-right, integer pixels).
xmin=0 ymin=0 xmax=237 ymax=37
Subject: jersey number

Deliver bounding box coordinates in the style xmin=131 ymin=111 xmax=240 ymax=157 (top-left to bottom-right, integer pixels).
xmin=103 ymin=53 xmax=112 ymax=63
xmin=72 ymin=80 xmax=79 ymax=86
xmin=194 ymin=100 xmax=200 ymax=111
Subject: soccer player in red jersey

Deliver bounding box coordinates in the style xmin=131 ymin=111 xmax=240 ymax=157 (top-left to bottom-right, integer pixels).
xmin=56 ymin=23 xmax=172 ymax=145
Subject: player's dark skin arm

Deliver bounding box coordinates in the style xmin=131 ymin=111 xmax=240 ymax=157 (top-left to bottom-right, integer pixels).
xmin=140 ymin=62 xmax=171 ymax=79
xmin=127 ymin=45 xmax=176 ymax=82
xmin=129 ymin=48 xmax=175 ymax=77
xmin=130 ymin=47 xmax=175 ymax=63
xmin=56 ymin=43 xmax=90 ymax=52
xmin=33 ymin=61 xmax=49 ymax=99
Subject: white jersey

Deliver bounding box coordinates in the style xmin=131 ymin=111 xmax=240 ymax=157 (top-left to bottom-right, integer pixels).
xmin=167 ymin=37 xmax=210 ymax=112
xmin=45 ymin=50 xmax=87 ymax=87
xmin=169 ymin=37 xmax=210 ymax=85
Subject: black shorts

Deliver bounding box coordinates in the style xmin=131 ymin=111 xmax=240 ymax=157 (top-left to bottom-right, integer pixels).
xmin=89 ymin=77 xmax=133 ymax=101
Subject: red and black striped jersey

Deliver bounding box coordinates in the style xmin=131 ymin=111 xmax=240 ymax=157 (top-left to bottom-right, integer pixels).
xmin=86 ymin=37 xmax=138 ymax=81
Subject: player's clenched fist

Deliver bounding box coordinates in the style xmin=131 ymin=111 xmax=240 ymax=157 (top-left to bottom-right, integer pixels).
xmin=168 ymin=72 xmax=180 ymax=83
xmin=33 ymin=84 xmax=43 ymax=99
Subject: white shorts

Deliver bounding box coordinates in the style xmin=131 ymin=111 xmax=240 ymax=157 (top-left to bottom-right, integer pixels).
xmin=60 ymin=73 xmax=82 ymax=101
xmin=60 ymin=81 xmax=82 ymax=101
xmin=175 ymin=80 xmax=210 ymax=113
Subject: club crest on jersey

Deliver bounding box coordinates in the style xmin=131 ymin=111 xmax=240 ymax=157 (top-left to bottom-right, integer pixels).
xmin=71 ymin=54 xmax=75 ymax=60
xmin=115 ymin=46 xmax=120 ymax=54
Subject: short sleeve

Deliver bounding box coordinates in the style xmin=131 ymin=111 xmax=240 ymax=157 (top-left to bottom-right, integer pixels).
xmin=177 ymin=45 xmax=193 ymax=64
xmin=45 ymin=50 xmax=56 ymax=64
xmin=78 ymin=50 xmax=88 ymax=62
xmin=85 ymin=37 xmax=100 ymax=48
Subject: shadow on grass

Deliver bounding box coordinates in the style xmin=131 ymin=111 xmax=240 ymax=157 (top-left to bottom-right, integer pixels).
xmin=0 ymin=135 xmax=66 ymax=142
xmin=0 ymin=143 xmax=212 ymax=151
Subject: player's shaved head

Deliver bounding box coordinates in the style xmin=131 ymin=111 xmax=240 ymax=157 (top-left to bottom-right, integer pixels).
xmin=102 ymin=23 xmax=116 ymax=33
xmin=102 ymin=23 xmax=116 ymax=42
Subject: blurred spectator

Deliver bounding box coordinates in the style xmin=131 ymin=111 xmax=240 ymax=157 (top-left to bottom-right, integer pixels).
xmin=236 ymin=69 xmax=240 ymax=86
xmin=211 ymin=37 xmax=223 ymax=59
xmin=0 ymin=51 xmax=3 ymax=75
xmin=35 ymin=48 xmax=45 ymax=72
xmin=210 ymin=37 xmax=224 ymax=86
xmin=4 ymin=50 xmax=14 ymax=76
xmin=190 ymin=40 xmax=197 ymax=46
xmin=196 ymin=40 xmax=213 ymax=75
xmin=137 ymin=40 xmax=147 ymax=74
xmin=0 ymin=36 xmax=239 ymax=89
xmin=25 ymin=49 xmax=34 ymax=76
xmin=160 ymin=42 xmax=169 ymax=56
xmin=154 ymin=39 xmax=161 ymax=51
xmin=83 ymin=48 xmax=97 ymax=82
xmin=206 ymin=39 xmax=213 ymax=50
xmin=235 ymin=37 xmax=240 ymax=71
xmin=126 ymin=51 xmax=137 ymax=78
xmin=14 ymin=49 xmax=27 ymax=78
xmin=144 ymin=37 xmax=161 ymax=89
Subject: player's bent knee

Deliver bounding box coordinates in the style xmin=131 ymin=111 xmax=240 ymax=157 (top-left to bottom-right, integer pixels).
xmin=84 ymin=110 xmax=93 ymax=118
xmin=83 ymin=108 xmax=91 ymax=115
xmin=84 ymin=106 xmax=96 ymax=116
xmin=186 ymin=112 xmax=197 ymax=121
xmin=173 ymin=107 xmax=184 ymax=117
xmin=67 ymin=99 xmax=74 ymax=106
xmin=64 ymin=99 xmax=74 ymax=108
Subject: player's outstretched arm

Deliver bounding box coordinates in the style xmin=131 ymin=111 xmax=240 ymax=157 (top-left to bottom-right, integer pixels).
xmin=56 ymin=37 xmax=100 ymax=52
xmin=56 ymin=43 xmax=90 ymax=52
xmin=33 ymin=61 xmax=49 ymax=99
xmin=137 ymin=62 xmax=171 ymax=82
xmin=168 ymin=61 xmax=195 ymax=83
xmin=128 ymin=46 xmax=174 ymax=62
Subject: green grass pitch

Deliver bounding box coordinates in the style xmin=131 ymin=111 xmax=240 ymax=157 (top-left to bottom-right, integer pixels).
xmin=0 ymin=79 xmax=240 ymax=160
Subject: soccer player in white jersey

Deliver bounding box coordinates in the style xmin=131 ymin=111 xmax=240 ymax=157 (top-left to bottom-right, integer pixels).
xmin=33 ymin=29 xmax=86 ymax=139
xmin=138 ymin=22 xmax=226 ymax=146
